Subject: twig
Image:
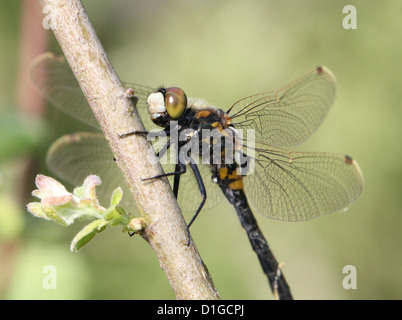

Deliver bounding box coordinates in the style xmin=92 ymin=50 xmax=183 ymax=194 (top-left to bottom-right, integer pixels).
xmin=38 ymin=0 xmax=219 ymax=300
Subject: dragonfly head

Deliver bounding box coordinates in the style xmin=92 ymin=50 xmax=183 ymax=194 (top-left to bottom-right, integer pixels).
xmin=147 ymin=87 xmax=187 ymax=126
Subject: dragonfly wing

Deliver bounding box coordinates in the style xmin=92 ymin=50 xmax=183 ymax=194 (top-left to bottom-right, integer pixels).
xmin=30 ymin=53 xmax=100 ymax=129
xmin=30 ymin=52 xmax=156 ymax=130
xmin=244 ymin=148 xmax=364 ymax=221
xmin=229 ymin=66 xmax=336 ymax=148
xmin=46 ymin=132 xmax=138 ymax=212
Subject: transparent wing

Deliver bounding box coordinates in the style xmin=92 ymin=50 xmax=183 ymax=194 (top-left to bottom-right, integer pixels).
xmin=46 ymin=132 xmax=138 ymax=211
xmin=228 ymin=66 xmax=336 ymax=148
xmin=46 ymin=132 xmax=222 ymax=215
xmin=244 ymin=146 xmax=364 ymax=221
xmin=30 ymin=52 xmax=155 ymax=130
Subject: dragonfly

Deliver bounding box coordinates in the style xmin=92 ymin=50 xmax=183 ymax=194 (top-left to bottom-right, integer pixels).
xmin=31 ymin=53 xmax=364 ymax=300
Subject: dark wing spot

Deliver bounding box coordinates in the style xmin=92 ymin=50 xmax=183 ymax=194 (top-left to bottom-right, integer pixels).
xmin=344 ymin=154 xmax=354 ymax=165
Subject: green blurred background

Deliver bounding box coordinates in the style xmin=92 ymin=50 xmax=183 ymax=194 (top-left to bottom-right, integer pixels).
xmin=0 ymin=0 xmax=401 ymax=300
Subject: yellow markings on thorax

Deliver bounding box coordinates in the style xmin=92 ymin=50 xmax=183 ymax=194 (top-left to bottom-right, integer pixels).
xmin=195 ymin=110 xmax=212 ymax=119
xmin=211 ymin=121 xmax=224 ymax=132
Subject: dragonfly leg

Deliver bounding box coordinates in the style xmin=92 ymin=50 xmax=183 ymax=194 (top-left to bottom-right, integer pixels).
xmin=185 ymin=156 xmax=207 ymax=246
xmin=155 ymin=140 xmax=171 ymax=159
xmin=145 ymin=140 xmax=181 ymax=198
xmin=141 ymin=159 xmax=186 ymax=181
xmin=172 ymin=162 xmax=181 ymax=199
xmin=118 ymin=129 xmax=167 ymax=139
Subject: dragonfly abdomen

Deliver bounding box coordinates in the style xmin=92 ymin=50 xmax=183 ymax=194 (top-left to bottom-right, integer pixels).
xmin=218 ymin=181 xmax=293 ymax=300
xmin=216 ymin=165 xmax=244 ymax=191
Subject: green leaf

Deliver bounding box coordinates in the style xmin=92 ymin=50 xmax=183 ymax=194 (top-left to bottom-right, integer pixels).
xmin=70 ymin=219 xmax=109 ymax=252
xmin=110 ymin=187 xmax=123 ymax=207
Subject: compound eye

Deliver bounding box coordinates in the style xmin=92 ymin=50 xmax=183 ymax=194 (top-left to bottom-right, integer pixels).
xmin=165 ymin=87 xmax=187 ymax=119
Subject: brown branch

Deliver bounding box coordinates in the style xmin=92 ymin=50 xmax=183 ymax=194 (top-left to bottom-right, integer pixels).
xmin=38 ymin=0 xmax=219 ymax=300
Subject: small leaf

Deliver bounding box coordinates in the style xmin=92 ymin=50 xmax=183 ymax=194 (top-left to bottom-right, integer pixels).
xmin=110 ymin=187 xmax=123 ymax=207
xmin=73 ymin=175 xmax=102 ymax=201
xmin=32 ymin=175 xmax=77 ymax=206
xmin=70 ymin=219 xmax=109 ymax=252
xmin=27 ymin=202 xmax=51 ymax=220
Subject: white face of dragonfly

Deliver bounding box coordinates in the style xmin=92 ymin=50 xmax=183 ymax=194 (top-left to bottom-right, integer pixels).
xmin=147 ymin=92 xmax=166 ymax=120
